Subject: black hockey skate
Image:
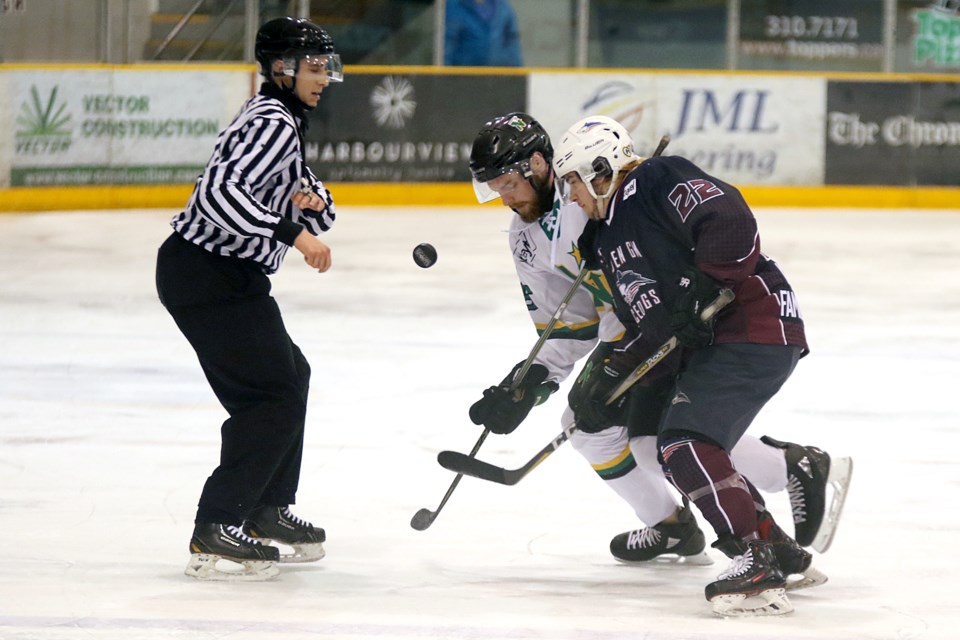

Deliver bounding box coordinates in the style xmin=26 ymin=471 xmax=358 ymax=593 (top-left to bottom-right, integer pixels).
xmin=610 ymin=500 xmax=712 ymax=565
xmin=761 ymin=435 xmax=853 ymax=552
xmin=757 ymin=510 xmax=827 ymax=591
xmin=243 ymin=505 xmax=326 ymax=563
xmin=185 ymin=523 xmax=280 ymax=581
xmin=706 ymin=538 xmax=792 ymax=617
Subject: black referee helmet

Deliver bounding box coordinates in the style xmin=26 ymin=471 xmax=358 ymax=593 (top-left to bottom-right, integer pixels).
xmin=255 ymin=17 xmax=339 ymax=79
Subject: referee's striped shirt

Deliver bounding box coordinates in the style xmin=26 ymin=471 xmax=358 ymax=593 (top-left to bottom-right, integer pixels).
xmin=171 ymin=85 xmax=335 ymax=274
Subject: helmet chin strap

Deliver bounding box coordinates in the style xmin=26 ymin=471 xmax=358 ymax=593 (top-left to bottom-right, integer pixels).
xmin=271 ymin=60 xmax=317 ymax=111
xmin=586 ymin=177 xmax=617 ymax=219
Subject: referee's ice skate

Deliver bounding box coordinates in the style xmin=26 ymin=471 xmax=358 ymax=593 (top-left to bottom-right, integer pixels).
xmin=706 ymin=538 xmax=792 ymax=617
xmin=609 ymin=500 xmax=712 ymax=565
xmin=243 ymin=505 xmax=326 ymax=563
xmin=184 ymin=524 xmax=280 ymax=581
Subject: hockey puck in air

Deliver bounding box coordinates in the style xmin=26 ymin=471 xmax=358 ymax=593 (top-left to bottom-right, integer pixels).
xmin=413 ymin=243 xmax=438 ymax=268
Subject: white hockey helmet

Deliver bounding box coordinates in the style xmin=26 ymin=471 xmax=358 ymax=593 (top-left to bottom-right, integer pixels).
xmin=552 ymin=115 xmax=636 ymax=202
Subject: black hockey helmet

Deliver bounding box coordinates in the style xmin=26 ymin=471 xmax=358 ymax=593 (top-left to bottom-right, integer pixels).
xmin=255 ymin=17 xmax=342 ymax=81
xmin=470 ymin=113 xmax=553 ymax=184
xmin=470 ymin=113 xmax=554 ymax=204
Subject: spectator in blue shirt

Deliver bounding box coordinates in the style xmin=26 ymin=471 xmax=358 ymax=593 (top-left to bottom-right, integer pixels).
xmin=445 ymin=0 xmax=523 ymax=66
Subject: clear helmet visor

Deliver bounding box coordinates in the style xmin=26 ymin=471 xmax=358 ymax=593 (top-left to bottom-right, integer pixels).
xmin=470 ymin=161 xmax=532 ymax=204
xmin=557 ymin=165 xmax=598 ymax=205
xmin=303 ymin=53 xmax=343 ymax=82
xmin=284 ymin=53 xmax=344 ymax=82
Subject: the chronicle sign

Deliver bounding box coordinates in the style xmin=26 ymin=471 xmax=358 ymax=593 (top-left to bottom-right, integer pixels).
xmin=825 ymin=81 xmax=960 ymax=185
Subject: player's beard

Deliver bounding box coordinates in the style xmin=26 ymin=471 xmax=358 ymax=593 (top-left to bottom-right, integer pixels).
xmin=512 ymin=172 xmax=556 ymax=224
xmin=511 ymin=200 xmax=540 ymax=224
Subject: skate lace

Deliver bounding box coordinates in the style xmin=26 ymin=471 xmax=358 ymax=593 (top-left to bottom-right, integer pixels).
xmin=224 ymin=524 xmax=262 ymax=545
xmin=786 ymin=475 xmax=808 ymax=524
xmin=281 ymin=507 xmax=312 ymax=528
xmin=718 ymin=549 xmax=754 ymax=580
xmin=626 ymin=527 xmax=661 ymax=550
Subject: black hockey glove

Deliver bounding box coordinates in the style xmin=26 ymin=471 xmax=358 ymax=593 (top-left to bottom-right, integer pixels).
xmin=567 ymin=358 xmax=629 ymax=433
xmin=469 ymin=362 xmax=559 ymax=435
xmin=577 ymin=219 xmax=602 ymax=270
xmin=670 ymin=268 xmax=723 ymax=349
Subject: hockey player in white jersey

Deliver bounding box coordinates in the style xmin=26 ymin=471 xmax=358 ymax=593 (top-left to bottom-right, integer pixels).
xmin=467 ymin=113 xmax=850 ymax=570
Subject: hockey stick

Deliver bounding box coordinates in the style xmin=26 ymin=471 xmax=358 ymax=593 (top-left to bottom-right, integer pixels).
xmin=410 ymin=267 xmax=590 ymax=530
xmin=420 ymin=134 xmax=672 ymax=507
xmin=437 ymin=289 xmax=735 ymax=486
xmin=652 ymin=134 xmax=671 ymax=158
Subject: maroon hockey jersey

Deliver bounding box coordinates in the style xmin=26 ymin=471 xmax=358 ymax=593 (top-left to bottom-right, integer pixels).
xmin=590 ymin=155 xmax=807 ymax=374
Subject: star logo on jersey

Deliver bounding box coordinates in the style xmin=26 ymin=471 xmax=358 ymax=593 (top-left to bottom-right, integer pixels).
xmin=615 ymin=269 xmax=656 ymax=305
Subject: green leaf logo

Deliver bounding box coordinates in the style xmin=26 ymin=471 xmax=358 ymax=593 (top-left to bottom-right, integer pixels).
xmin=16 ymin=85 xmax=72 ymax=136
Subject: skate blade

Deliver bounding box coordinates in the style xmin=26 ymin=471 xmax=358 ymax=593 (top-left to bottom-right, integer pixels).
xmin=785 ymin=565 xmax=828 ymax=591
xmin=812 ymin=456 xmax=853 ymax=553
xmin=280 ymin=542 xmax=325 ymax=564
xmin=614 ymin=550 xmax=714 ymax=566
xmin=184 ymin=554 xmax=280 ymax=582
xmin=710 ymin=588 xmax=793 ymax=617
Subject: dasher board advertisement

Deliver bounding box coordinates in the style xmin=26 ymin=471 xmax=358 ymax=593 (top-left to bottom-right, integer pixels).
xmin=305 ymin=73 xmax=526 ymax=182
xmin=738 ymin=0 xmax=884 ymax=71
xmin=826 ymin=80 xmax=960 ymax=186
xmin=529 ymin=73 xmax=826 ymax=186
xmin=7 ymin=69 xmax=249 ymax=187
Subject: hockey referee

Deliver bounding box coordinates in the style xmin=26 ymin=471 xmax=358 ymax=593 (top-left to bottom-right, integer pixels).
xmin=156 ymin=17 xmax=339 ymax=581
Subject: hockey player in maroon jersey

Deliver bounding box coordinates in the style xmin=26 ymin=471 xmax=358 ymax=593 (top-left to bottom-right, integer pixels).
xmin=467 ymin=113 xmax=849 ymax=571
xmin=552 ymin=115 xmax=852 ymax=617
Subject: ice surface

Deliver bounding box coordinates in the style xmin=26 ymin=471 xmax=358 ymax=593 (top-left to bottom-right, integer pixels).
xmin=0 ymin=206 xmax=958 ymax=639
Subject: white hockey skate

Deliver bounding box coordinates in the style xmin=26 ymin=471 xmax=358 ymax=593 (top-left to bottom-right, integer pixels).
xmin=184 ymin=524 xmax=280 ymax=582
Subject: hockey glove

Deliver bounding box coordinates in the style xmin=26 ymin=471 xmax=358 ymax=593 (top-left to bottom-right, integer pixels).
xmin=577 ymin=219 xmax=602 ymax=270
xmin=670 ymin=268 xmax=723 ymax=349
xmin=469 ymin=362 xmax=559 ymax=435
xmin=567 ymin=358 xmax=629 ymax=433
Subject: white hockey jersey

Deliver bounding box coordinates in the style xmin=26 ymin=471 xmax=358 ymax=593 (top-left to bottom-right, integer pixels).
xmin=508 ymin=195 xmax=625 ymax=384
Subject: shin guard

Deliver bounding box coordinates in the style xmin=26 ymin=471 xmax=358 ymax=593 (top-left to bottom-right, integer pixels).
xmin=659 ymin=436 xmax=758 ymax=541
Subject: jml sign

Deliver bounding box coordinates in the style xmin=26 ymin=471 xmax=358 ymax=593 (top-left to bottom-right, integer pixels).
xmin=530 ymin=73 xmax=825 ymax=185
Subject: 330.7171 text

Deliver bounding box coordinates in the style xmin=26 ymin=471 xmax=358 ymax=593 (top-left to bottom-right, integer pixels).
xmin=764 ymin=15 xmax=859 ymax=40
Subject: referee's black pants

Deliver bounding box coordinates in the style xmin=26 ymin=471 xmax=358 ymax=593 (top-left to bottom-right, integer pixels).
xmin=156 ymin=232 xmax=310 ymax=526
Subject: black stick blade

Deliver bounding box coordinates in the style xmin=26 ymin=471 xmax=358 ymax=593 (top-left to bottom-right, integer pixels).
xmin=410 ymin=508 xmax=435 ymax=531
xmin=437 ymin=450 xmax=510 ymax=485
